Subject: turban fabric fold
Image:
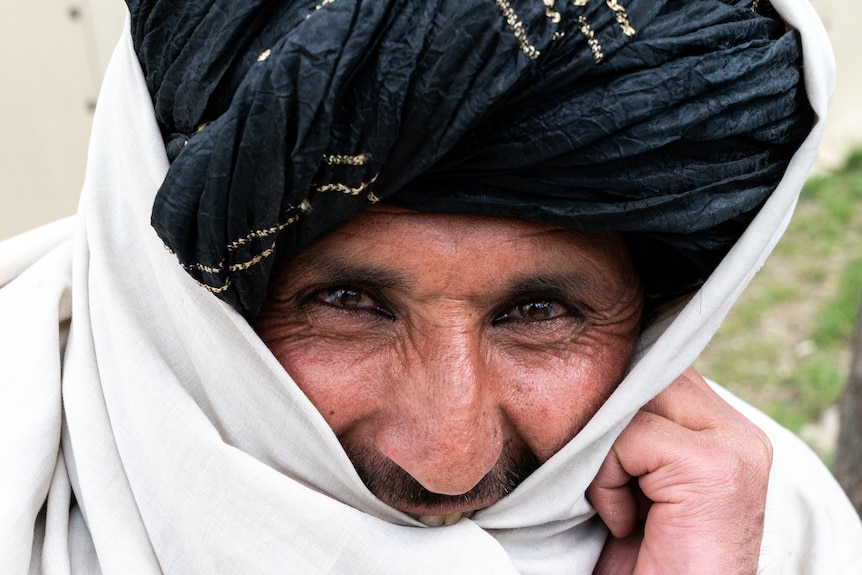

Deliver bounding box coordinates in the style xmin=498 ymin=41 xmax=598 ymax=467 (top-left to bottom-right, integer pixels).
xmin=128 ymin=0 xmax=812 ymax=319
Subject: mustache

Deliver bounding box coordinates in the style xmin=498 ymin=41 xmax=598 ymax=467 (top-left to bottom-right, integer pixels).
xmin=342 ymin=438 xmax=540 ymax=510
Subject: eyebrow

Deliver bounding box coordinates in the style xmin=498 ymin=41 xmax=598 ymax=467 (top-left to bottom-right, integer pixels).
xmin=285 ymin=253 xmax=411 ymax=292
xmin=494 ymin=273 xmax=602 ymax=313
xmin=283 ymin=252 xmax=614 ymax=312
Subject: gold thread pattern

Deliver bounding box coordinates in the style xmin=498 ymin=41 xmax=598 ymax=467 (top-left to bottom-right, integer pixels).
xmin=228 ymin=247 xmax=274 ymax=272
xmin=605 ymin=0 xmax=636 ymax=37
xmin=573 ymin=0 xmax=590 ymax=6
xmin=314 ymin=173 xmax=379 ymax=195
xmin=322 ymin=153 xmax=368 ymax=165
xmin=183 ymin=261 xmax=222 ymax=274
xmin=543 ymin=0 xmax=561 ymax=23
xmin=171 ymin=200 xmax=312 ymax=285
xmin=257 ymin=49 xmax=271 ymax=62
xmin=551 ymin=30 xmax=566 ymax=41
xmin=751 ymin=0 xmax=760 ymax=10
xmin=493 ymin=0 xmax=541 ymax=60
xmin=225 ymin=199 xmax=311 ymax=251
xmin=181 ymin=221 xmax=292 ymax=275
xmin=577 ymin=16 xmax=604 ymax=63
xmin=195 ymin=276 xmax=231 ymax=294
xmin=367 ymin=191 xmax=381 ymax=203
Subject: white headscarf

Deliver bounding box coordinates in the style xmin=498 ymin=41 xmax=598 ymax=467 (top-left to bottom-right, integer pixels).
xmin=1 ymin=0 xmax=857 ymax=573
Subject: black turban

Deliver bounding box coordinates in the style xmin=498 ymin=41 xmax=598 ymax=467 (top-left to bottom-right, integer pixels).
xmin=128 ymin=0 xmax=813 ymax=319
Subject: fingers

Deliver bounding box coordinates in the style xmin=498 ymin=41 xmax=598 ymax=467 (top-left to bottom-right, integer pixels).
xmin=637 ymin=368 xmax=774 ymax=494
xmin=640 ymin=368 xmax=730 ymax=431
xmin=586 ymin=452 xmax=638 ymax=538
xmin=592 ymin=527 xmax=642 ymax=575
xmin=588 ymin=409 xmax=667 ymax=538
xmin=588 ymin=367 xmax=774 ymax=574
xmin=591 ymin=369 xmax=720 ymax=516
xmin=610 ymin=370 xmax=772 ymax=500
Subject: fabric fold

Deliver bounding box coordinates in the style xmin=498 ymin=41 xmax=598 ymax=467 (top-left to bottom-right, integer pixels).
xmin=2 ymin=0 xmax=859 ymax=573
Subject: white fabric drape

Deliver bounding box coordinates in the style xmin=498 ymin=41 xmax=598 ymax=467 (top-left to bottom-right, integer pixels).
xmin=2 ymin=0 xmax=860 ymax=573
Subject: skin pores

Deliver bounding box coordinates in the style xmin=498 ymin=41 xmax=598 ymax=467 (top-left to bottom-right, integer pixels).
xmin=254 ymin=207 xmax=644 ymax=518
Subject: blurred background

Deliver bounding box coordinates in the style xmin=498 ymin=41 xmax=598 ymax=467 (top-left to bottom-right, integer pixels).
xmin=0 ymin=1 xmax=126 ymax=240
xmin=2 ymin=1 xmax=861 ymax=509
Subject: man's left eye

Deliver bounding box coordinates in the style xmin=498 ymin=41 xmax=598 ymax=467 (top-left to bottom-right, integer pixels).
xmin=494 ymin=301 xmax=569 ymax=323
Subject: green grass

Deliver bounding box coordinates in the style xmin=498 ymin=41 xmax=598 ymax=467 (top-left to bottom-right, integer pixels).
xmin=722 ymin=285 xmax=800 ymax=331
xmin=695 ymin=148 xmax=862 ymax=458
xmin=766 ymin=356 xmax=845 ymax=434
xmin=814 ymin=258 xmax=862 ymax=347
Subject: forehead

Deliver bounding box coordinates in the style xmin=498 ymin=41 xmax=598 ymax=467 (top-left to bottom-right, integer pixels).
xmin=283 ymin=206 xmax=639 ymax=301
xmin=301 ymin=206 xmax=629 ymax=267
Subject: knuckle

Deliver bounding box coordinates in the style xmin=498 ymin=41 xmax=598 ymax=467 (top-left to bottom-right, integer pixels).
xmin=700 ymin=425 xmax=772 ymax=490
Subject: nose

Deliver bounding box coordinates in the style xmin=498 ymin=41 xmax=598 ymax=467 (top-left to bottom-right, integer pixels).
xmin=376 ymin=330 xmax=503 ymax=495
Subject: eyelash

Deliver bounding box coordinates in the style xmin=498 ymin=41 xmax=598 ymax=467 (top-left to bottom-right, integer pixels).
xmin=491 ymin=300 xmax=581 ymax=326
xmin=309 ymin=287 xmax=396 ymax=321
xmin=307 ymin=286 xmax=581 ymax=327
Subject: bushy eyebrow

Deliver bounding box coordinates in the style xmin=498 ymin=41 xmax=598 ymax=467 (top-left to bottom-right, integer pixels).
xmin=494 ymin=274 xmax=601 ymax=313
xmin=283 ymin=253 xmax=410 ymax=291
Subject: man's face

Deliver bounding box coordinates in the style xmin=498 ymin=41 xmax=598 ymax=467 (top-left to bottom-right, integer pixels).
xmin=254 ymin=207 xmax=643 ymax=524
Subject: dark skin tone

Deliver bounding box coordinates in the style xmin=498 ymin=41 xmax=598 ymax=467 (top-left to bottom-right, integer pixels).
xmin=255 ymin=207 xmax=644 ymax=518
xmin=255 ymin=207 xmax=772 ymax=572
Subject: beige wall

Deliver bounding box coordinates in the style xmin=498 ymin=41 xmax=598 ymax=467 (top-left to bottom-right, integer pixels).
xmin=809 ymin=0 xmax=862 ymax=171
xmin=0 ymin=0 xmax=125 ymax=240
xmin=1 ymin=0 xmax=860 ymax=240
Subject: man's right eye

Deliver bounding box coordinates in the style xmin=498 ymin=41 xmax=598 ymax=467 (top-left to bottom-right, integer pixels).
xmin=315 ymin=288 xmax=395 ymax=320
xmin=320 ymin=288 xmax=372 ymax=308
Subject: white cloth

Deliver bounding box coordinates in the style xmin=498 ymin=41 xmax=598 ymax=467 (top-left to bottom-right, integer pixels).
xmin=1 ymin=0 xmax=860 ymax=573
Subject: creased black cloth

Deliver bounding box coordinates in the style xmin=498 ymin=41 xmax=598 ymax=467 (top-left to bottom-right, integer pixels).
xmin=127 ymin=0 xmax=812 ymax=319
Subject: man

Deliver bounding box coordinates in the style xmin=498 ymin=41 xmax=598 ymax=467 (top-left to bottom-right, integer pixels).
xmin=252 ymin=206 xmax=775 ymax=573
xmin=254 ymin=210 xmax=645 ymax=520
xmin=1 ymin=0 xmax=860 ymax=573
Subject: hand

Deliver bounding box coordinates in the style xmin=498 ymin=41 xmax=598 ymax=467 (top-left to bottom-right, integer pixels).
xmin=587 ymin=369 xmax=773 ymax=575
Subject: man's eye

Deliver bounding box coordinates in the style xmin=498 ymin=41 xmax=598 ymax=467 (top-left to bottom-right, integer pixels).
xmin=494 ymin=301 xmax=569 ymax=324
xmin=319 ymin=288 xmax=375 ymax=309
xmin=315 ymin=288 xmax=395 ymax=320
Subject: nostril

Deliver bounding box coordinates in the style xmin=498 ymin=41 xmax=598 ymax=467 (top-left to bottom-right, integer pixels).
xmin=376 ymin=426 xmax=503 ymax=496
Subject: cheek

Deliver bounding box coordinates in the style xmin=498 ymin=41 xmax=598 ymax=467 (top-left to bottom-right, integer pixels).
xmin=497 ymin=331 xmax=637 ymax=462
xmin=255 ymin=303 xmax=641 ymax=466
xmin=255 ymin=317 xmax=394 ymax=436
